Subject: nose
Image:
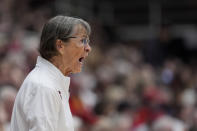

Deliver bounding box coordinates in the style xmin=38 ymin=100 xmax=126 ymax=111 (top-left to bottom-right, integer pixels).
xmin=84 ymin=43 xmax=92 ymax=53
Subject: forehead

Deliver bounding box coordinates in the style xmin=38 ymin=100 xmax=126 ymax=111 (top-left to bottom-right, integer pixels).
xmin=72 ymin=24 xmax=88 ymax=37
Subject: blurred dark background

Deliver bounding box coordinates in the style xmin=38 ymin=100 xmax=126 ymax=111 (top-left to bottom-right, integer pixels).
xmin=1 ymin=0 xmax=197 ymax=131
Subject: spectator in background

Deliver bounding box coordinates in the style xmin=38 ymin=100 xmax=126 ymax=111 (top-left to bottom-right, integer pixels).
xmin=10 ymin=15 xmax=91 ymax=131
xmin=0 ymin=85 xmax=17 ymax=131
xmin=143 ymin=24 xmax=188 ymax=67
xmin=0 ymin=99 xmax=7 ymax=131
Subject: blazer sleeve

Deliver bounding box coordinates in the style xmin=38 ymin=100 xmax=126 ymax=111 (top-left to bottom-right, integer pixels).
xmin=24 ymin=84 xmax=61 ymax=131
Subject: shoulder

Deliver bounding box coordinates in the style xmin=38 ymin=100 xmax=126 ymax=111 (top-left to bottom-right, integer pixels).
xmin=17 ymin=68 xmax=60 ymax=102
xmin=23 ymin=67 xmax=56 ymax=90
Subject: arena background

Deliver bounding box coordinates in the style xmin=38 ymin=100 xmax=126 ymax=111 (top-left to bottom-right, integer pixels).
xmin=0 ymin=0 xmax=197 ymax=130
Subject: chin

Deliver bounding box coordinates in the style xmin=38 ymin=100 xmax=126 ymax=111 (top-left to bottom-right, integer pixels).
xmin=72 ymin=68 xmax=82 ymax=74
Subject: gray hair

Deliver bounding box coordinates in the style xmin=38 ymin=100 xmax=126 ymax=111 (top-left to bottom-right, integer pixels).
xmin=39 ymin=15 xmax=91 ymax=60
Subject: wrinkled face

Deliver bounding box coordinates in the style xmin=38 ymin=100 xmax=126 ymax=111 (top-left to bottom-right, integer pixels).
xmin=58 ymin=24 xmax=91 ymax=75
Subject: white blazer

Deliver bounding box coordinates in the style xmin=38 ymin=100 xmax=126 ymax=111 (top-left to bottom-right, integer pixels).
xmin=10 ymin=56 xmax=74 ymax=131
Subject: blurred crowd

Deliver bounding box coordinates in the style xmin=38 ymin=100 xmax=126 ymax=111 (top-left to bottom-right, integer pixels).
xmin=1 ymin=0 xmax=197 ymax=131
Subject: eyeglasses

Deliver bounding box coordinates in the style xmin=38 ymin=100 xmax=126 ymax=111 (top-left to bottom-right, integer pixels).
xmin=61 ymin=36 xmax=90 ymax=46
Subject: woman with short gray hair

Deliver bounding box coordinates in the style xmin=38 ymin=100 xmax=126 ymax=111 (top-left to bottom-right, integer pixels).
xmin=10 ymin=15 xmax=92 ymax=131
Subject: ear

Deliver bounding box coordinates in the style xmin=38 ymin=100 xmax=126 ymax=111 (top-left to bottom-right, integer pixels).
xmin=56 ymin=39 xmax=64 ymax=55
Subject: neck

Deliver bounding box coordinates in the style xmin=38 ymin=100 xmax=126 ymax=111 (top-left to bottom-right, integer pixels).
xmin=49 ymin=56 xmax=71 ymax=76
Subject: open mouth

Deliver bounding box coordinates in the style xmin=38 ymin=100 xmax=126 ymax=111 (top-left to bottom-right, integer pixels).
xmin=79 ymin=57 xmax=84 ymax=63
